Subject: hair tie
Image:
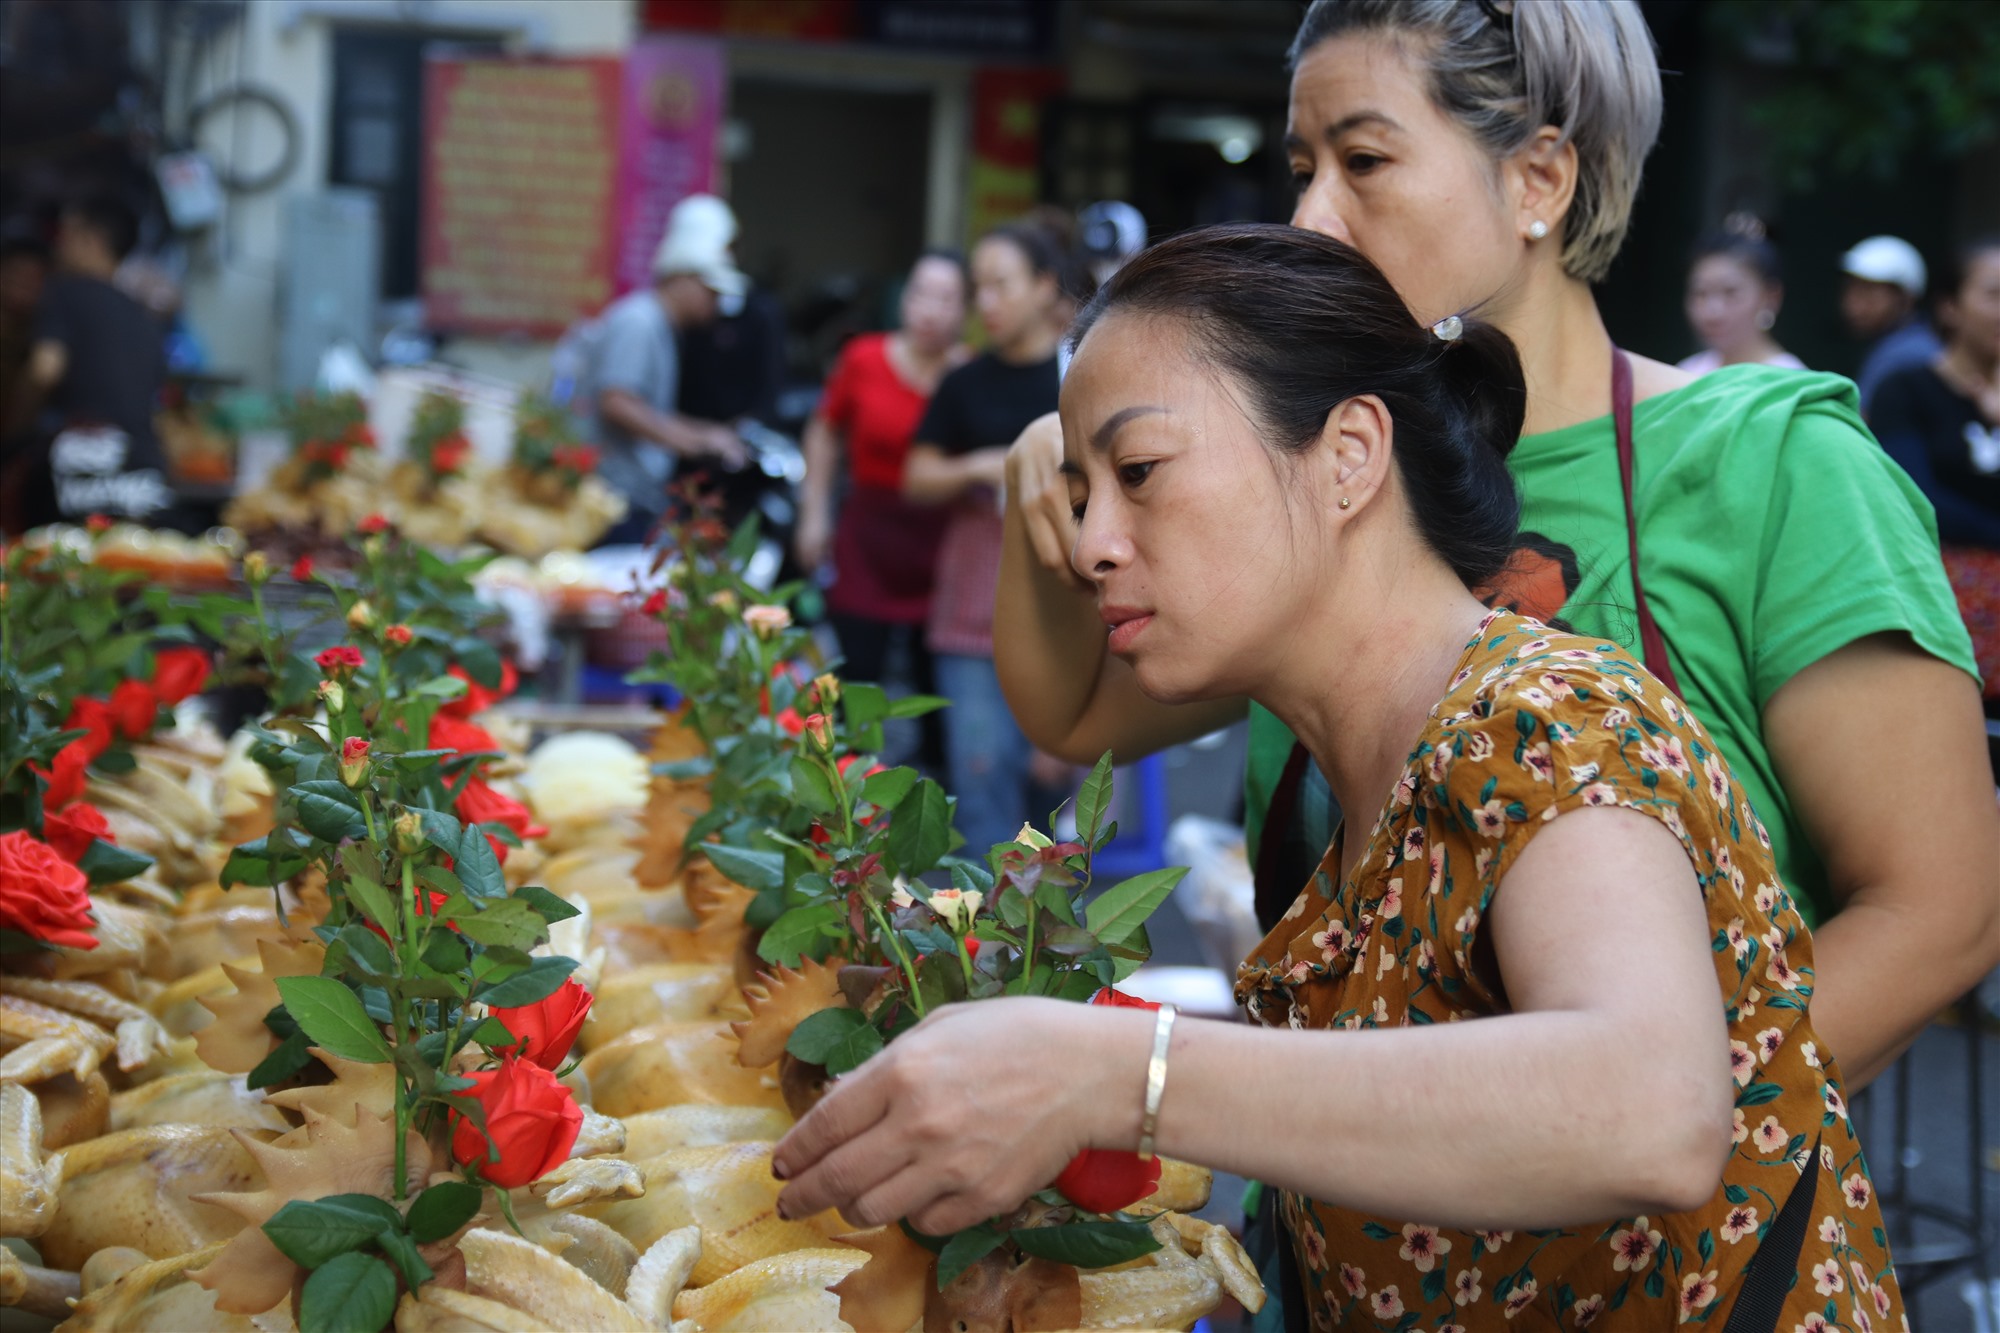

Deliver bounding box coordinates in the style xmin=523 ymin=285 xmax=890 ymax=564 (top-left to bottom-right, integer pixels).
xmin=1431 ymin=314 xmax=1464 ymax=342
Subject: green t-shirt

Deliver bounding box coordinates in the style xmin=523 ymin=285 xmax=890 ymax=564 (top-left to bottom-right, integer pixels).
xmin=1244 ymin=365 xmax=1979 ymax=924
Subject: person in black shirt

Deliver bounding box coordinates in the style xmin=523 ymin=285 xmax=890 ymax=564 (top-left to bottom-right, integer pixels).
xmin=904 ymin=222 xmax=1066 ymax=855
xmin=4 ymin=195 xmax=172 ymax=530
xmin=1870 ymin=235 xmax=2000 ymax=548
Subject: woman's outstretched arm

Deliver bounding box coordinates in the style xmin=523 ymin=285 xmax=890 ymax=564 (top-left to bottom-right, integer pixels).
xmin=773 ymin=807 xmax=1734 ymax=1236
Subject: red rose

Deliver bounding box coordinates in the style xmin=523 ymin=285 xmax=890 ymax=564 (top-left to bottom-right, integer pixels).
xmin=291 ymin=555 xmax=316 ymax=582
xmin=0 ymin=830 xmax=98 ymax=950
xmin=427 ymin=714 xmax=499 ymax=756
xmin=440 ymin=660 xmax=519 ymax=718
xmin=455 ymin=778 xmax=546 ymax=864
xmin=348 ymin=424 xmax=377 ymax=449
xmin=316 ymin=645 xmax=366 ymax=676
xmin=774 ymin=707 xmax=806 ymax=737
xmin=432 ymin=437 xmax=471 ymax=475
xmin=492 ymin=977 xmax=593 ymax=1069
xmin=64 ymin=697 xmax=116 ymax=761
xmin=31 ymin=742 xmax=91 ymax=810
xmin=42 ymin=801 xmax=113 ymax=864
xmin=451 ymin=1055 xmax=582 ymax=1188
xmin=85 ymin=514 xmax=113 ymax=535
xmin=384 ymin=624 xmax=414 ymax=648
xmin=356 ymin=513 xmax=391 ymax=535
xmin=151 ymin=647 xmax=212 ymax=705
xmin=1054 ymin=1148 xmax=1161 ymax=1214
xmin=641 ymin=589 xmax=668 ymax=616
xmin=341 ymin=737 xmax=371 ymax=763
xmin=108 ymin=680 xmax=159 ymax=740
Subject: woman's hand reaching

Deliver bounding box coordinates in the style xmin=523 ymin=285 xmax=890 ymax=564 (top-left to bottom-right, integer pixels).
xmin=770 ymin=998 xmax=1151 ymax=1236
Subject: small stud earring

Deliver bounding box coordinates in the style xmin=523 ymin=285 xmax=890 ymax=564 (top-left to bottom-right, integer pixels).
xmin=1339 ymin=495 xmax=1352 ymax=510
xmin=1527 ymin=220 xmax=1549 ymax=241
xmin=1755 ymin=308 xmax=1776 ymax=331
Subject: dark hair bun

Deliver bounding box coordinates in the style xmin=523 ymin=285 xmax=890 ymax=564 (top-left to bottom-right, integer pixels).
xmin=1072 ymin=223 xmax=1526 ymax=591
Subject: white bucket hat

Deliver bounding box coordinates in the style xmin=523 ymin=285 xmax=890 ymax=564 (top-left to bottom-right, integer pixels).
xmin=653 ymin=193 xmax=747 ymax=301
xmin=1840 ymin=236 xmax=1926 ymax=298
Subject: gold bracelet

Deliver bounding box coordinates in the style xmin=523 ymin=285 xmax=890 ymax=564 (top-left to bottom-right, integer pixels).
xmin=1137 ymin=1003 xmax=1178 ymax=1162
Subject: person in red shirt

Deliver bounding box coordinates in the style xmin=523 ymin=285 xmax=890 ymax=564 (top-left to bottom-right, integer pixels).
xmin=796 ymin=250 xmax=969 ymax=761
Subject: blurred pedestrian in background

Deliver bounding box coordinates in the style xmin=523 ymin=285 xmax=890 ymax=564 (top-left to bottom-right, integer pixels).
xmin=2 ymin=195 xmax=175 ymax=530
xmin=1677 ymin=218 xmax=1804 ymax=375
xmin=906 ymin=221 xmax=1066 ymax=854
xmin=795 ymin=249 xmax=971 ymax=769
xmin=1841 ymin=234 xmax=1942 ymax=418
xmin=575 ymin=193 xmax=750 ymax=543
xmin=1870 ymin=235 xmax=2000 ymax=698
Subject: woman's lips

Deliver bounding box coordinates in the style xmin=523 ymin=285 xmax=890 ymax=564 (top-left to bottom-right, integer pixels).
xmin=1103 ymin=610 xmax=1153 ymax=654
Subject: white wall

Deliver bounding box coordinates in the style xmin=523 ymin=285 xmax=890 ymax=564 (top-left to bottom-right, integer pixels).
xmin=179 ymin=0 xmax=637 ymax=390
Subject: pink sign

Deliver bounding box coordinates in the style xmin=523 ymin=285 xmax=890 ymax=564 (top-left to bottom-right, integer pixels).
xmin=614 ymin=37 xmax=726 ymax=295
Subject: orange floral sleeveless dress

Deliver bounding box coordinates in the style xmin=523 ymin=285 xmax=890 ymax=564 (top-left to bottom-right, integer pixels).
xmin=1235 ymin=612 xmax=1904 ymax=1332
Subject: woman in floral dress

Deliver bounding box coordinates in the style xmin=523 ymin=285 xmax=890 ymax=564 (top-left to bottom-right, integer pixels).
xmin=772 ymin=227 xmax=1902 ymax=1332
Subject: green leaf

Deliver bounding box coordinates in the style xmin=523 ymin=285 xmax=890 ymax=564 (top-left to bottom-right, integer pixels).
xmin=406 ymin=1181 xmax=483 ymax=1244
xmin=221 ymin=831 xmax=310 ymax=889
xmin=935 ymin=1225 xmax=1007 ymax=1289
xmin=457 ymin=640 xmax=503 ymax=689
xmin=476 ymin=956 xmax=577 ymax=1008
xmin=885 ymin=693 xmax=949 ymax=719
xmin=1009 ymin=1219 xmax=1162 ymax=1269
xmin=1075 ymin=753 xmax=1115 ymax=847
xmin=75 ymin=838 xmax=152 ymax=886
xmin=421 ymin=809 xmax=465 ymax=854
xmin=842 ymin=682 xmax=890 ymax=729
xmin=261 ymin=1194 xmax=404 ymax=1268
xmin=790 ymin=756 xmax=839 ymax=816
xmin=512 ymin=885 xmax=579 ymax=925
xmin=274 ymin=976 xmax=392 ymax=1063
xmin=1084 ymin=868 xmax=1186 ymax=947
xmin=340 ymin=868 xmax=400 ymax=933
xmin=859 ymin=766 xmax=918 ymax=811
xmin=758 ymin=903 xmax=843 ymax=967
xmin=453 ymin=827 xmax=505 ymax=900
xmin=701 ymin=843 xmax=785 ymax=893
xmin=454 ymin=898 xmax=546 ymax=951
xmin=299 ymin=1250 xmax=399 ymax=1333
xmin=785 ymin=1007 xmax=883 ymax=1075
xmin=889 ymin=779 xmax=952 ymax=875
xmin=246 ymin=1030 xmax=315 ymax=1089
xmin=334 ymin=923 xmax=396 ymax=979
xmin=295 ymin=780 xmax=368 ymax=843
xmin=373 ymin=1227 xmax=434 ymax=1292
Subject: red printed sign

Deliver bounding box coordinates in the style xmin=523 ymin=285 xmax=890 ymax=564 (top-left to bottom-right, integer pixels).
xmin=421 ymin=57 xmax=622 ymax=335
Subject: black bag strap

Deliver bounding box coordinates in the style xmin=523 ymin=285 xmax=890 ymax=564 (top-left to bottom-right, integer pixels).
xmin=1721 ymin=1139 xmax=1823 ymax=1333
xmin=1612 ymin=348 xmax=1684 ymax=697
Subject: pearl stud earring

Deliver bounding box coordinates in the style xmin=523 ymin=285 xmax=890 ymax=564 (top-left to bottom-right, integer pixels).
xmin=1527 ymin=220 xmax=1549 ymax=241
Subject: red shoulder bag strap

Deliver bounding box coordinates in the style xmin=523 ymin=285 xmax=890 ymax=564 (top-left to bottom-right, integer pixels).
xmin=1612 ymin=348 xmax=1684 ymax=698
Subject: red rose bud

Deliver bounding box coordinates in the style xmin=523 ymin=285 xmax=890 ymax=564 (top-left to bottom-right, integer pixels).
xmin=315 ymin=645 xmax=366 ymax=677
xmin=803 ymin=713 xmax=833 ymax=751
xmin=151 ymin=647 xmax=211 ymax=705
xmin=356 ymin=513 xmax=391 ymax=535
xmin=291 ymin=555 xmax=317 ymax=582
xmin=1054 ymin=1148 xmax=1162 ymax=1214
xmin=42 ymin=801 xmax=113 ymax=864
xmin=85 ymin=514 xmax=113 ymax=535
xmin=64 ymin=697 xmax=116 ymax=761
xmin=317 ymin=679 xmax=346 ymax=714
xmin=384 ymin=624 xmax=414 ymax=648
xmin=451 ymin=1055 xmax=582 ymax=1188
xmin=339 ymin=737 xmax=371 ymax=787
xmin=492 ymin=977 xmax=593 ymax=1069
xmin=440 ymin=660 xmax=519 ymax=718
xmin=107 ymin=680 xmax=159 ymax=740
xmin=0 ymin=830 xmax=98 ymax=950
xmin=641 ymin=589 xmax=668 ymax=616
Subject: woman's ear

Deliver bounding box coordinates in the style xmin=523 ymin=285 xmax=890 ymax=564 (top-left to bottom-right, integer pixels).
xmin=1316 ymin=394 xmax=1394 ymax=519
xmin=1510 ymin=126 xmax=1578 ymax=245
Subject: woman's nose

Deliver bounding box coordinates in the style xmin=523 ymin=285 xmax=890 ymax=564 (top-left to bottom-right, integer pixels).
xmin=1070 ymin=505 xmax=1129 ymax=582
xmin=1291 ymin=183 xmax=1353 ymax=245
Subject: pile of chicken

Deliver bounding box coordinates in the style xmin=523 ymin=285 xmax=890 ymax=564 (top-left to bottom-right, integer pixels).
xmin=1 ymin=717 xmax=1262 ymax=1333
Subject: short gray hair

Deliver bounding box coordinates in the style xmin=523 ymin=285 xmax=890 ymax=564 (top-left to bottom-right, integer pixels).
xmin=1291 ymin=0 xmax=1662 ymax=284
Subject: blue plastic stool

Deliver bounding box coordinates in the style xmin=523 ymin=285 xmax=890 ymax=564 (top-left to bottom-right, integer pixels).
xmin=1091 ymin=754 xmax=1171 ymax=880
xmin=578 ymin=664 xmax=681 ymax=709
